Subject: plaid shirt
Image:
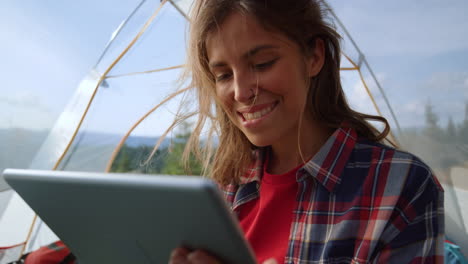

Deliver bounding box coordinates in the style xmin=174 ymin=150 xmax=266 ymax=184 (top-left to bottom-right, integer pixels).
xmin=221 ymin=127 xmax=444 ymax=264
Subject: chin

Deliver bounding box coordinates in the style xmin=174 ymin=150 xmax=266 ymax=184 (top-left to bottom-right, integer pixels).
xmin=245 ymin=135 xmax=272 ymax=148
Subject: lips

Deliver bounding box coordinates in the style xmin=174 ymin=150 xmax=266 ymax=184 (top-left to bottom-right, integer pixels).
xmin=238 ymin=102 xmax=277 ymax=122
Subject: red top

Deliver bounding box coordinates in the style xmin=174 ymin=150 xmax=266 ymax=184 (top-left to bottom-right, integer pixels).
xmin=238 ymin=157 xmax=301 ymax=264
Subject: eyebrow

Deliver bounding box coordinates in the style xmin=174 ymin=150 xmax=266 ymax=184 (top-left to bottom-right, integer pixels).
xmin=209 ymin=44 xmax=279 ymax=69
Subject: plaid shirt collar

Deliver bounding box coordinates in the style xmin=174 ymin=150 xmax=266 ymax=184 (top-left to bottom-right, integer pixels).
xmin=237 ymin=126 xmax=357 ymax=193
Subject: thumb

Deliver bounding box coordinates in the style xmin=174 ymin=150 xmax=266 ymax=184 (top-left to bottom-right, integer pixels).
xmin=262 ymin=258 xmax=278 ymax=264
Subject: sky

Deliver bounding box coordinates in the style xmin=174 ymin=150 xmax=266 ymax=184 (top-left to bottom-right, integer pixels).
xmin=328 ymin=0 xmax=468 ymax=130
xmin=1 ymin=0 xmax=467 ymax=136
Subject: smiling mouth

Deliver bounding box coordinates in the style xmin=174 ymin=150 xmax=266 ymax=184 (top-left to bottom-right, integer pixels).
xmin=240 ymin=102 xmax=277 ymax=121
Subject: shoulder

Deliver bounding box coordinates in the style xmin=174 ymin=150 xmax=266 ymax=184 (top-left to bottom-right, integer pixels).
xmin=340 ymin=139 xmax=444 ymax=232
xmin=349 ymin=139 xmax=444 ymax=217
xmin=353 ymin=138 xmax=443 ymax=191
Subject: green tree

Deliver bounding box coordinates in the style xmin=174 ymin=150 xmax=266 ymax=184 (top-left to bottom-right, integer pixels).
xmin=110 ymin=122 xmax=203 ymax=175
xmin=111 ymin=144 xmax=168 ymax=174
xmin=161 ymin=122 xmax=203 ymax=176
xmin=459 ymin=102 xmax=468 ymax=145
xmin=424 ymin=102 xmax=443 ymax=141
xmin=112 ymin=144 xmax=133 ymax=172
xmin=446 ymin=117 xmax=457 ymax=143
xmin=137 ymin=146 xmax=167 ymax=174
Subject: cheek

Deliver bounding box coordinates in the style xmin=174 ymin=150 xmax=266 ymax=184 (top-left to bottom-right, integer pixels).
xmin=215 ymin=85 xmax=234 ymax=110
xmin=283 ymin=65 xmax=310 ymax=94
xmin=260 ymin=60 xmax=307 ymax=94
xmin=215 ymin=92 xmax=239 ymax=123
xmin=264 ymin=72 xmax=305 ymax=97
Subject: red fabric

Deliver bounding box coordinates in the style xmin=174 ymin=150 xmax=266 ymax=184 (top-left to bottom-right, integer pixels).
xmin=0 ymin=242 xmax=25 ymax=250
xmin=239 ymin=157 xmax=300 ymax=264
xmin=25 ymin=241 xmax=74 ymax=264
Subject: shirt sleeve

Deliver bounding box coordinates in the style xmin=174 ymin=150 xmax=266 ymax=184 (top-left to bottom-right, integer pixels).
xmin=371 ymin=163 xmax=445 ymax=264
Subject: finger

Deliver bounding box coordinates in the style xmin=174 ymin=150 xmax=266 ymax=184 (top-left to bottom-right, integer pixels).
xmin=187 ymin=250 xmax=221 ymax=264
xmin=171 ymin=247 xmax=191 ymax=259
xmin=169 ymin=247 xmax=191 ymax=264
xmin=262 ymin=258 xmax=278 ymax=264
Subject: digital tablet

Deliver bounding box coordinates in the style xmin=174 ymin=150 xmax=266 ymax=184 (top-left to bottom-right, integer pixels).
xmin=3 ymin=169 xmax=256 ymax=264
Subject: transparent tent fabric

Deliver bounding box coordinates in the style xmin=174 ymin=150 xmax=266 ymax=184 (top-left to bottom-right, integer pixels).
xmin=0 ymin=243 xmax=24 ymax=264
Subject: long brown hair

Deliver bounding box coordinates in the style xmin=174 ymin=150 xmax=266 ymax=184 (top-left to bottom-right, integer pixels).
xmin=181 ymin=0 xmax=391 ymax=185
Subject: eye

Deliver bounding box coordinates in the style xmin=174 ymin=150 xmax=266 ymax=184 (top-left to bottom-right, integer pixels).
xmin=215 ymin=72 xmax=232 ymax=82
xmin=253 ymin=58 xmax=278 ymax=71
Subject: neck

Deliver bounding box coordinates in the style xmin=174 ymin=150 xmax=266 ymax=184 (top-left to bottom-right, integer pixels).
xmin=267 ymin=120 xmax=332 ymax=175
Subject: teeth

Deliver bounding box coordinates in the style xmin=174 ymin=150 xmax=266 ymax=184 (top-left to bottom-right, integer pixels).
xmin=243 ymin=105 xmax=274 ymax=121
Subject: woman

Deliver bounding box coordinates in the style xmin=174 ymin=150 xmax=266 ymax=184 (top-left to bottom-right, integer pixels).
xmin=170 ymin=0 xmax=444 ymax=263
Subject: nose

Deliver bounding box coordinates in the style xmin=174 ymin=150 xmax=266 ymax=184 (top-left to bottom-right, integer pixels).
xmin=233 ymin=70 xmax=257 ymax=103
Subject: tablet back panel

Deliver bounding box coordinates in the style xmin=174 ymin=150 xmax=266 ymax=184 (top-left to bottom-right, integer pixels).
xmin=3 ymin=169 xmax=256 ymax=264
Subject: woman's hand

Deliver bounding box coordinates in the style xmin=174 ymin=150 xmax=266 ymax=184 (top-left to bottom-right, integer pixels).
xmin=169 ymin=247 xmax=278 ymax=264
xmin=169 ymin=247 xmax=220 ymax=264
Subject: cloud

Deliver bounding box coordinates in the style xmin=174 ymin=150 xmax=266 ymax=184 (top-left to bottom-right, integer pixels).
xmin=342 ymin=69 xmax=467 ymax=129
xmin=329 ymin=1 xmax=468 ymax=57
xmin=0 ymin=3 xmax=86 ymax=130
xmin=393 ymin=100 xmax=426 ymax=128
xmin=425 ymin=72 xmax=468 ymax=93
xmin=0 ymin=91 xmax=54 ymax=130
xmin=344 ymin=74 xmax=379 ymax=116
xmin=420 ymin=72 xmax=468 ymax=113
xmin=0 ymin=91 xmax=49 ymax=110
xmin=465 ymin=78 xmax=468 ymax=99
xmin=394 ymin=97 xmax=466 ymax=129
xmin=402 ymin=100 xmax=425 ymax=116
xmin=2 ymin=107 xmax=54 ymax=130
xmin=391 ymin=71 xmax=468 ymax=128
xmin=393 ymin=100 xmax=461 ymax=128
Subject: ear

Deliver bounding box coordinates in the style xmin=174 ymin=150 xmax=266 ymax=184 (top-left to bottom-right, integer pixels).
xmin=307 ymin=38 xmax=325 ymax=77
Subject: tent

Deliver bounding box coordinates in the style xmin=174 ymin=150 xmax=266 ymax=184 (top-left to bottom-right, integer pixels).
xmin=1 ymin=0 xmax=467 ymax=262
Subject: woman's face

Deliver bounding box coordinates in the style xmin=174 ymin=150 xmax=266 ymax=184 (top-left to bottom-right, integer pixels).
xmin=206 ymin=11 xmax=324 ymax=149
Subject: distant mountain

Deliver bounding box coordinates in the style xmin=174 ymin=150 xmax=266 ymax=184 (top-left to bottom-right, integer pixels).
xmin=70 ymin=131 xmax=171 ymax=148
xmin=0 ymin=127 xmax=219 ymax=174
xmin=0 ymin=128 xmax=172 ymax=171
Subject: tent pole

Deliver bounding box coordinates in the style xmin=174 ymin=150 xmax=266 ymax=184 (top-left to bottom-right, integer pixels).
xmin=320 ymin=0 xmax=402 ymax=136
xmin=93 ymin=0 xmax=148 ymax=69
